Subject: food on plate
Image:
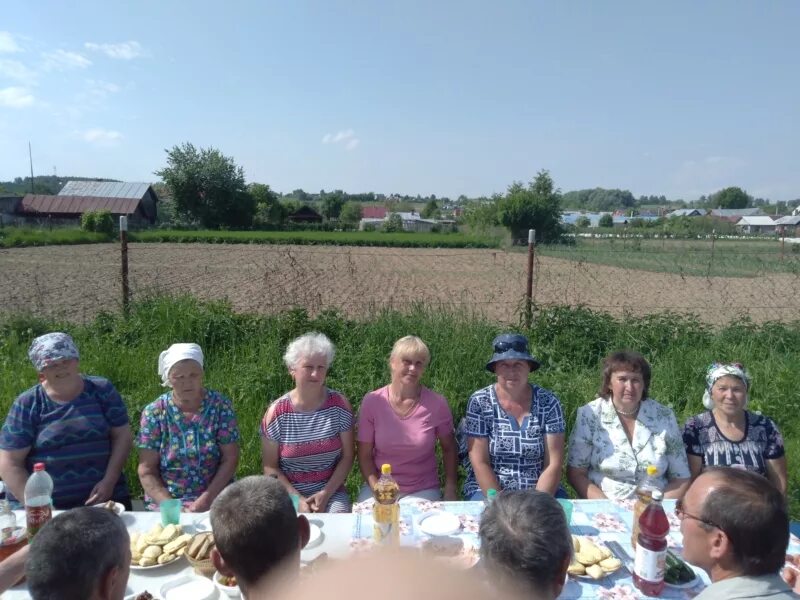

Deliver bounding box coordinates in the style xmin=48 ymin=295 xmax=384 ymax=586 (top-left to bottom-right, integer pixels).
xmin=164 ymin=533 xmax=192 ymax=555
xmin=664 ymin=550 xmax=696 ymax=585
xmin=130 ymin=523 xmax=185 ymax=566
xmin=186 ymin=531 xmax=216 ymax=562
xmin=132 ymin=593 xmax=154 ymax=600
xmin=103 ymin=500 xmax=118 ymax=513
xmin=218 ymin=574 xmax=237 ymax=587
xmin=567 ymin=536 xmax=621 ymax=580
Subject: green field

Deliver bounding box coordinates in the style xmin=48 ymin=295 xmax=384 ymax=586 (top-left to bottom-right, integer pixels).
xmin=1 ymin=297 xmax=798 ymax=516
xmin=537 ymin=237 xmax=800 ymax=277
xmin=0 ymin=227 xmax=111 ymax=248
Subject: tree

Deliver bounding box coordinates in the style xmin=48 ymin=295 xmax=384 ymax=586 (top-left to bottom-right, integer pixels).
xmin=710 ymin=186 xmax=750 ymax=209
xmin=321 ymin=190 xmax=346 ymax=220
xmin=421 ymin=199 xmax=440 ymax=219
xmin=250 ymin=183 xmax=286 ymax=227
xmin=339 ymin=201 xmax=363 ymax=224
xmin=498 ymin=170 xmax=564 ymax=243
xmin=576 ymin=216 xmax=591 ymax=228
xmin=382 ymin=213 xmax=404 ymax=232
xmin=463 ymin=195 xmax=501 ymax=232
xmin=599 ymin=214 xmax=614 ymax=228
xmin=155 ymin=142 xmax=254 ymax=229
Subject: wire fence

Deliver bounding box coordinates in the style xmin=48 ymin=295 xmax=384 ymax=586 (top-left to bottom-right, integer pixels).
xmin=1 ymin=240 xmax=799 ymax=326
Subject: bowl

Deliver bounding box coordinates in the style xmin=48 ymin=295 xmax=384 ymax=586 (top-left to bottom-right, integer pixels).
xmin=213 ymin=570 xmax=241 ymax=597
xmin=160 ymin=574 xmax=215 ymax=600
xmin=185 ymin=532 xmax=216 ymax=577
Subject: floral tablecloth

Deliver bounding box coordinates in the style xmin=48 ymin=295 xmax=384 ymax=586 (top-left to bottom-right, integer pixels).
xmin=350 ymin=498 xmax=800 ymax=600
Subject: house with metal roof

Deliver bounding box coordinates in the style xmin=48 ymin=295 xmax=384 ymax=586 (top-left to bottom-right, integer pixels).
xmin=736 ymin=215 xmax=776 ymax=234
xmin=775 ymin=214 xmax=800 ymax=236
xmin=667 ymin=208 xmax=704 ymax=218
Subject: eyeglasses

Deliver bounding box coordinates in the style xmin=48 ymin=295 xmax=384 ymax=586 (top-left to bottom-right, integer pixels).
xmin=494 ymin=339 xmax=528 ymax=353
xmin=675 ymin=498 xmax=722 ymax=531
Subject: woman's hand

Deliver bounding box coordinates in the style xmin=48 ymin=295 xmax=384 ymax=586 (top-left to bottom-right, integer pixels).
xmin=187 ymin=492 xmax=213 ymax=513
xmin=298 ymin=497 xmax=312 ymax=514
xmin=85 ymin=477 xmax=115 ymax=505
xmin=307 ymin=489 xmax=332 ymax=513
xmin=443 ymin=482 xmax=458 ymax=501
xmin=781 ymin=555 xmax=800 ymax=594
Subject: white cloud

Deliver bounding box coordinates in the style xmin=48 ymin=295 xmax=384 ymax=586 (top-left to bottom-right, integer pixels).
xmin=322 ymin=128 xmax=360 ymax=150
xmin=84 ymin=41 xmax=143 ymax=60
xmin=0 ymin=59 xmax=37 ymax=84
xmin=81 ymin=128 xmax=123 ymax=145
xmin=86 ymin=79 xmax=121 ymax=96
xmin=0 ymin=32 xmax=22 ymax=53
xmin=0 ymin=86 xmax=35 ymax=108
xmin=42 ymin=49 xmax=92 ymax=71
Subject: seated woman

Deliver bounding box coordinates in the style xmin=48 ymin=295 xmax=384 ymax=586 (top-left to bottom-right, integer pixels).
xmin=567 ymin=350 xmax=690 ymax=500
xmin=682 ymin=362 xmax=787 ymax=495
xmin=137 ymin=343 xmax=240 ymax=512
xmin=261 ymin=332 xmax=355 ymax=513
xmin=461 ymin=333 xmax=565 ymax=501
xmin=0 ymin=332 xmax=133 ymax=509
xmin=357 ymin=336 xmax=458 ymax=502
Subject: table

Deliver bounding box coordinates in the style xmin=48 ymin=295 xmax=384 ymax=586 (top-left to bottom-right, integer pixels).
xmin=4 ymin=500 xmax=800 ymax=599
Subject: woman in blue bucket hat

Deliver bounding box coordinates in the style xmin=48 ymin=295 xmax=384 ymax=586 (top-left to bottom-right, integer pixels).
xmin=459 ymin=333 xmax=566 ymax=500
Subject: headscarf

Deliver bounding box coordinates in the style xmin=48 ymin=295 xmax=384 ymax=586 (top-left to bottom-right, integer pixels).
xmin=158 ymin=343 xmax=204 ymax=387
xmin=702 ymin=362 xmax=750 ymax=410
xmin=28 ymin=332 xmax=80 ymax=371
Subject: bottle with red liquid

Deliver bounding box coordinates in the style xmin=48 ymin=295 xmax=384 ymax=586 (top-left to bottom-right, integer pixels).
xmin=25 ymin=463 xmax=53 ymax=538
xmin=633 ymin=489 xmax=669 ymax=596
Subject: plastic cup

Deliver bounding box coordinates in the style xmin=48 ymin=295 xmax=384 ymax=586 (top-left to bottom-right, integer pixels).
xmin=159 ymin=498 xmax=182 ymax=526
xmin=557 ymin=499 xmax=573 ymax=525
xmin=289 ymin=494 xmax=300 ymax=512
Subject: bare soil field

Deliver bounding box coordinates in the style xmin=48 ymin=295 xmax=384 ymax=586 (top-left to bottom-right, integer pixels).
xmin=1 ymin=243 xmax=798 ymax=325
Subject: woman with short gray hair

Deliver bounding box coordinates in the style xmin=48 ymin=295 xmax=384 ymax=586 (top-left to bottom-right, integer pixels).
xmin=261 ymin=332 xmax=355 ymax=513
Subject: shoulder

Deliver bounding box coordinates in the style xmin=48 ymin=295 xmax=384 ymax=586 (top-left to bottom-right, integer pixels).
xmin=421 ymin=387 xmax=447 ymax=407
xmin=747 ymin=410 xmax=779 ymax=428
xmin=83 ymin=376 xmax=120 ymax=396
xmin=12 ymin=383 xmax=42 ymax=407
xmin=577 ymin=397 xmax=605 ymax=418
xmin=642 ymin=398 xmax=679 ymax=421
xmin=469 ymin=385 xmax=493 ymax=402
xmin=533 ymin=385 xmax=561 ymax=404
xmin=683 ymin=411 xmax=711 ymax=429
xmin=142 ymin=393 xmax=171 ymax=417
xmin=326 ymin=389 xmax=353 ymax=412
xmin=360 ymin=387 xmax=388 ymax=408
xmin=265 ymin=393 xmax=291 ymax=420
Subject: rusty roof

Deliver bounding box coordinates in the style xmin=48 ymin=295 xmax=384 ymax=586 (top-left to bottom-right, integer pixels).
xmin=58 ymin=181 xmax=153 ymax=199
xmin=20 ymin=194 xmax=141 ymax=215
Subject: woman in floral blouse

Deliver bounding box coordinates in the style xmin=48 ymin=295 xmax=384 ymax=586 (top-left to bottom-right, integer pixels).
xmin=137 ymin=343 xmax=240 ymax=512
xmin=567 ymin=350 xmax=690 ymax=500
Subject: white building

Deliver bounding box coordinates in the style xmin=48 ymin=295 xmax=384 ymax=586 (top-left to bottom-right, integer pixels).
xmin=736 ymin=216 xmax=776 ymax=235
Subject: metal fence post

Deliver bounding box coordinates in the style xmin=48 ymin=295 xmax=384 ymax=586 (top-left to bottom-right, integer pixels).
xmin=525 ymin=229 xmax=536 ymax=328
xmin=120 ymin=216 xmax=129 ymax=314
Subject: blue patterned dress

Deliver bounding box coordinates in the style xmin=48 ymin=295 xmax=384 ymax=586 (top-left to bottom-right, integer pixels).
xmin=460 ymin=384 xmax=565 ymax=498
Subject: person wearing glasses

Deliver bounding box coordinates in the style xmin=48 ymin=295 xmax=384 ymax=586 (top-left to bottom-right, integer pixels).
xmin=677 ymin=467 xmax=794 ymax=599
xmin=460 ymin=333 xmax=565 ymax=501
xmin=137 ymin=343 xmax=240 ymax=512
xmin=682 ymin=362 xmax=787 ymax=495
xmin=566 ymin=350 xmax=690 ymax=500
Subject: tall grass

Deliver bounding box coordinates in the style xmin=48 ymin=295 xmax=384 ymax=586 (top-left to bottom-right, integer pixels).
xmin=0 ymin=227 xmax=111 ymax=247
xmin=1 ymin=298 xmax=798 ymax=516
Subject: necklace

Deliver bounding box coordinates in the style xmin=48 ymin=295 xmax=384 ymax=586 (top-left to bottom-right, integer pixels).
xmin=613 ymin=402 xmax=639 ymax=416
xmin=389 ymin=387 xmax=420 ymax=418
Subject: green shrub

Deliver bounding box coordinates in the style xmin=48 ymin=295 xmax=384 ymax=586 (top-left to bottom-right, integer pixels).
xmin=80 ymin=210 xmax=114 ymax=236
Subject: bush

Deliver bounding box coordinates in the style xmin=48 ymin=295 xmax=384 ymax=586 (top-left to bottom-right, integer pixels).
xmin=80 ymin=210 xmax=114 ymax=236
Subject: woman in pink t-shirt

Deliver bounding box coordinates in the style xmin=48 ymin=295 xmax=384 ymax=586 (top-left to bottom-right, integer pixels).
xmin=356 ymin=336 xmax=458 ymax=502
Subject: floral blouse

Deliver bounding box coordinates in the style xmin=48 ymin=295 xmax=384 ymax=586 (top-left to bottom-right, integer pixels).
xmin=567 ymin=397 xmax=690 ymax=500
xmin=137 ymin=389 xmax=240 ymax=509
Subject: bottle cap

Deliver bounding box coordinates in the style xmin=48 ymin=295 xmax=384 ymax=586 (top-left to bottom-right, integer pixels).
xmin=381 ymin=464 xmax=392 ymax=475
xmin=487 ymin=488 xmax=497 ymax=497
xmin=646 ymin=464 xmax=658 ymax=476
xmin=33 ymin=463 xmax=45 ymax=472
xmin=651 ymin=489 xmax=663 ymax=501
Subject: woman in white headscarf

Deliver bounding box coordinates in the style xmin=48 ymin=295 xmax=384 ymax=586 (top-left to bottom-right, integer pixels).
xmin=137 ymin=343 xmax=241 ymax=511
xmin=682 ymin=362 xmax=787 ymax=495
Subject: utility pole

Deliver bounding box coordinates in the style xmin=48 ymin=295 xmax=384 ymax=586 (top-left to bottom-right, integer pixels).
xmin=28 ymin=142 xmax=35 ymax=194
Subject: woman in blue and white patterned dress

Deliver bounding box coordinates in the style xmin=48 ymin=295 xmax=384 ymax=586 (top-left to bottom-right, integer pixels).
xmin=460 ymin=333 xmax=566 ymax=501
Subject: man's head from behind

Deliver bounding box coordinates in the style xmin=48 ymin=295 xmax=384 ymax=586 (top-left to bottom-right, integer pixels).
xmin=680 ymin=467 xmax=788 ymax=578
xmin=478 ymin=490 xmax=571 ymax=599
xmin=27 ymin=507 xmax=130 ymax=600
xmin=211 ymin=476 xmax=309 ymax=591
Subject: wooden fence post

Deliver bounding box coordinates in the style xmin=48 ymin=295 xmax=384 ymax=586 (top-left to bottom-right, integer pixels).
xmin=120 ymin=216 xmax=129 ymax=314
xmin=525 ymin=229 xmax=536 ymax=328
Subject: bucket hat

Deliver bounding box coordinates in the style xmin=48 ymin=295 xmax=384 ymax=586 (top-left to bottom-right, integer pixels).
xmin=486 ymin=333 xmax=540 ymax=373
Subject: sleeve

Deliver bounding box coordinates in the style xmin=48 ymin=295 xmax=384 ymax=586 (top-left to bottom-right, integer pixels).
xmin=338 ymin=395 xmax=355 ymax=434
xmin=763 ymin=417 xmax=785 ymax=460
xmin=682 ymin=417 xmax=703 ymax=456
xmin=665 ymin=411 xmax=691 ymax=479
xmin=566 ymin=405 xmax=594 ymax=468
xmin=356 ymin=394 xmax=376 ymax=443
xmin=541 ymin=390 xmax=566 ymax=434
xmin=214 ymin=393 xmax=240 ymax=445
xmin=94 ymin=378 xmax=129 ymax=428
xmin=0 ymin=391 xmax=38 ymax=450
xmin=463 ymin=391 xmax=490 ymax=438
xmin=432 ymin=392 xmax=454 ymax=437
xmin=137 ymin=400 xmax=164 ymax=451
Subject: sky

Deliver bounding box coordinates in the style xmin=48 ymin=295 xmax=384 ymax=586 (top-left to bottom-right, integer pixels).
xmin=1 ymin=1 xmax=798 ymax=201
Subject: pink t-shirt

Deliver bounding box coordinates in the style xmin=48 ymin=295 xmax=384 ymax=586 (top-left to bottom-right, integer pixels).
xmin=357 ymin=385 xmax=454 ymax=494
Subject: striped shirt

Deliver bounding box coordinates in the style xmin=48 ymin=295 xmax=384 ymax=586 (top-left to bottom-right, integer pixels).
xmin=0 ymin=376 xmax=129 ymax=508
xmin=261 ymin=390 xmax=353 ymax=504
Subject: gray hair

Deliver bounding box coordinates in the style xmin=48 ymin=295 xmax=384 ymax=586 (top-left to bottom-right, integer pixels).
xmin=27 ymin=507 xmax=129 ymax=600
xmin=211 ymin=476 xmax=299 ymax=588
xmin=283 ymin=332 xmax=335 ymax=370
xmin=479 ymin=491 xmax=571 ymax=596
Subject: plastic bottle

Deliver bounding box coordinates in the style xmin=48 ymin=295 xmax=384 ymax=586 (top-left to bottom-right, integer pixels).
xmin=633 ymin=489 xmax=669 ymax=596
xmin=0 ymin=500 xmax=15 ymax=543
xmin=25 ymin=463 xmax=53 ymax=538
xmin=631 ymin=464 xmax=660 ymax=546
xmin=372 ymin=463 xmax=400 ymax=545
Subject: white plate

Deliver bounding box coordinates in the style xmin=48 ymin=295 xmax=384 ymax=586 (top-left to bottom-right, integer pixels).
xmin=418 ymin=512 xmax=461 ymax=537
xmin=129 ymin=555 xmax=184 ymax=571
xmin=193 ymin=516 xmax=211 ymax=532
xmin=93 ymin=501 xmax=126 ymax=515
xmin=160 ymin=575 xmax=216 ymax=600
xmin=124 ymin=593 xmax=160 ymax=600
xmin=305 ymin=522 xmax=323 ymax=549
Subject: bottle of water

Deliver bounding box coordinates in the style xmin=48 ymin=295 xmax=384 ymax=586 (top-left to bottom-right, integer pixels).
xmin=25 ymin=463 xmax=53 ymax=538
xmin=372 ymin=464 xmax=400 ymax=545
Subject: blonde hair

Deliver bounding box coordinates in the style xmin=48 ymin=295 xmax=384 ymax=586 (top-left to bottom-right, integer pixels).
xmin=389 ymin=336 xmax=430 ymax=366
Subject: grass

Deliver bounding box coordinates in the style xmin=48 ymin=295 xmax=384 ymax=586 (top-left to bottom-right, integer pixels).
xmin=536 ymin=237 xmax=800 ymax=277
xmin=1 ymin=297 xmax=799 ymax=517
xmin=0 ymin=227 xmax=111 ymax=247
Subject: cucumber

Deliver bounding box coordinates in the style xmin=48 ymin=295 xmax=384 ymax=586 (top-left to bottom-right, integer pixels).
xmin=664 ymin=550 xmax=695 ymax=584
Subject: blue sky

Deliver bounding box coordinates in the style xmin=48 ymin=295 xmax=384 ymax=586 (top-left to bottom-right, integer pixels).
xmin=1 ymin=1 xmax=798 ymax=201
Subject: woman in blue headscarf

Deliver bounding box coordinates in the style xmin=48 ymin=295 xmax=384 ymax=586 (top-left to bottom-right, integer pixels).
xmin=682 ymin=362 xmax=787 ymax=495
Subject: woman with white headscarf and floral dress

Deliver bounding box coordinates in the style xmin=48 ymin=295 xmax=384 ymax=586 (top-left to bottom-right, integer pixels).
xmin=137 ymin=343 xmax=240 ymax=511
xmin=682 ymin=362 xmax=787 ymax=495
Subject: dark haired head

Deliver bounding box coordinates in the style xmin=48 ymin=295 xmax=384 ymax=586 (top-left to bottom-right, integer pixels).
xmin=599 ymin=350 xmax=651 ymax=401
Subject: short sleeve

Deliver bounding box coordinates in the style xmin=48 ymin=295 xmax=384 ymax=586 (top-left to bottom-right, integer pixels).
xmin=137 ymin=400 xmax=164 ymax=451
xmin=92 ymin=378 xmax=129 ymax=428
xmin=0 ymin=391 xmax=38 ymax=450
xmin=682 ymin=417 xmax=703 ymax=456
xmin=432 ymin=392 xmax=454 ymax=437
xmin=463 ymin=391 xmax=490 ymax=438
xmin=338 ymin=400 xmax=354 ymax=434
xmin=763 ymin=417 xmax=785 ymax=460
xmin=567 ymin=405 xmax=594 ymax=468
xmin=540 ymin=389 xmax=566 ymax=434
xmin=214 ymin=394 xmax=240 ymax=445
xmin=665 ymin=411 xmax=691 ymax=479
xmin=356 ymin=394 xmax=376 ymax=443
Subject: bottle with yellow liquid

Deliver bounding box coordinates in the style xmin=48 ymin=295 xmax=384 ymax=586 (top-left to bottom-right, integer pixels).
xmin=631 ymin=464 xmax=660 ymax=547
xmin=373 ymin=463 xmax=400 ymax=545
